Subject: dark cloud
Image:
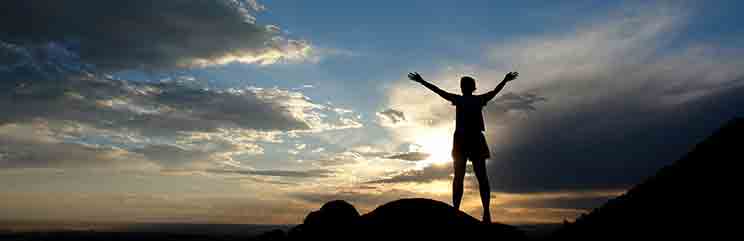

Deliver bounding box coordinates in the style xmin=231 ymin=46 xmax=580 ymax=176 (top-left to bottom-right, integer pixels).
xmin=0 ymin=44 xmax=310 ymax=133
xmin=484 ymin=84 xmax=744 ymax=193
xmin=0 ymin=40 xmax=329 ymax=172
xmin=0 ymin=34 xmax=357 ymax=172
xmin=384 ymin=152 xmax=430 ymax=162
xmin=376 ymin=83 xmax=743 ymax=192
xmin=386 ymin=11 xmax=744 ymax=195
xmin=377 ymin=108 xmax=406 ymax=124
xmin=134 ymin=144 xmax=214 ymax=169
xmin=382 ymin=82 xmax=743 ymax=192
xmin=0 ymin=140 xmax=140 ymax=169
xmin=0 ymin=0 xmax=305 ymax=71
xmin=207 ymin=168 xmax=334 ymax=178
xmin=0 ymin=77 xmax=310 ymax=134
xmin=487 ymin=92 xmax=547 ymax=114
xmin=0 ymin=0 xmax=317 ymax=135
xmin=145 ymin=83 xmax=311 ymax=132
xmin=0 ymin=123 xmax=150 ymax=169
xmin=365 ymin=166 xmax=447 ymax=184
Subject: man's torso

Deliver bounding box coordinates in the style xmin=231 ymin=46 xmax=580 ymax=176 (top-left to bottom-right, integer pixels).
xmin=452 ymin=95 xmax=486 ymax=133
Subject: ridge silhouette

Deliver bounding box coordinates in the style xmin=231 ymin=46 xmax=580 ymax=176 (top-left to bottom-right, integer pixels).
xmin=551 ymin=117 xmax=743 ymax=240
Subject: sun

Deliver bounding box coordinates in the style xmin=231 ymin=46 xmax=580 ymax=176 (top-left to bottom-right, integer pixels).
xmin=412 ymin=126 xmax=454 ymax=165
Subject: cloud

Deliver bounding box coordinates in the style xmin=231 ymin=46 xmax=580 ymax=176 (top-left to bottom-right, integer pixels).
xmin=0 ymin=121 xmax=153 ymax=169
xmin=0 ymin=0 xmax=364 ymax=177
xmin=249 ymin=87 xmax=364 ymax=132
xmin=0 ymin=40 xmax=363 ymax=134
xmin=206 ymin=168 xmax=334 ymax=178
xmin=0 ymin=74 xmax=365 ymax=171
xmin=0 ymin=0 xmax=310 ymax=71
xmin=0 ymin=119 xmax=270 ymax=171
xmin=348 ymin=145 xmax=392 ymax=157
xmin=384 ymin=152 xmax=431 ymax=162
xmin=488 ymin=92 xmax=547 ymax=114
xmin=478 ymin=7 xmax=744 ymax=193
xmin=313 ymin=151 xmax=365 ymax=166
xmin=0 ymin=77 xmax=311 ymax=134
xmin=133 ymin=143 xmax=262 ymax=170
xmin=384 ymin=6 xmax=744 ymax=193
xmin=0 ymin=41 xmax=362 ymax=173
xmin=376 ymin=108 xmax=407 ymax=125
xmin=0 ymin=39 xmax=316 ymax=133
xmin=366 ymin=163 xmax=455 ymax=184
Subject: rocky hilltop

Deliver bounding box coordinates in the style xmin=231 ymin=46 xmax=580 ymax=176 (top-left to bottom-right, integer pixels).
xmin=257 ymin=198 xmax=525 ymax=240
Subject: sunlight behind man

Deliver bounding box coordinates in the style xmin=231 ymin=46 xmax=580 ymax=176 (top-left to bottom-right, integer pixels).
xmin=411 ymin=125 xmax=455 ymax=165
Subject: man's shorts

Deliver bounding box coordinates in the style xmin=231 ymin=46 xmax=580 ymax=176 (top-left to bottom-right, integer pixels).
xmin=451 ymin=130 xmax=490 ymax=161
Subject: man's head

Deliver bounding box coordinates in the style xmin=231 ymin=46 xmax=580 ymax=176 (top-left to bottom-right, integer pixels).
xmin=460 ymin=76 xmax=476 ymax=95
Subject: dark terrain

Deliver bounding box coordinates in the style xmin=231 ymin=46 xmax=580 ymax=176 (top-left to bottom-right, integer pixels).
xmin=550 ymin=117 xmax=741 ymax=239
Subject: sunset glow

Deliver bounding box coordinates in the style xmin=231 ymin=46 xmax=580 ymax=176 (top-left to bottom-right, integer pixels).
xmin=2 ymin=0 xmax=743 ymax=229
xmin=414 ymin=126 xmax=455 ymax=165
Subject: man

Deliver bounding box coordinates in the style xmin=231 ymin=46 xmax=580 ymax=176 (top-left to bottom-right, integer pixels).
xmin=408 ymin=71 xmax=518 ymax=223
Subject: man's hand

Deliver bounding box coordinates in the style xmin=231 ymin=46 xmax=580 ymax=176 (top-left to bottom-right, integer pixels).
xmin=504 ymin=71 xmax=519 ymax=82
xmin=408 ymin=72 xmax=424 ymax=83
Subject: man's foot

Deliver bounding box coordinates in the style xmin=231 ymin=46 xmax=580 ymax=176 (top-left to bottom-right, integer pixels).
xmin=482 ymin=213 xmax=491 ymax=224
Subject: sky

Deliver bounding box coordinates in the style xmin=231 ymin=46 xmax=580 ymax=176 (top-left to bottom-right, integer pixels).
xmin=1 ymin=0 xmax=743 ymax=226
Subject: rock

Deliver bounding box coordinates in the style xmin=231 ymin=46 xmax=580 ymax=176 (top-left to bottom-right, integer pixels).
xmin=287 ymin=200 xmax=360 ymax=240
xmin=303 ymin=200 xmax=359 ymax=226
xmin=285 ymin=198 xmax=526 ymax=240
xmin=358 ymin=198 xmax=524 ymax=240
xmin=360 ymin=198 xmax=480 ymax=226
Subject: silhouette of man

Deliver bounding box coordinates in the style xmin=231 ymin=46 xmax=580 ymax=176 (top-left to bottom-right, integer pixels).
xmin=408 ymin=71 xmax=518 ymax=223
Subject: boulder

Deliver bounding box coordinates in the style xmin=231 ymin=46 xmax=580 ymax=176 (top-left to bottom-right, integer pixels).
xmin=358 ymin=198 xmax=524 ymax=240
xmin=303 ymin=200 xmax=360 ymax=226
xmin=286 ymin=198 xmax=525 ymax=241
xmin=287 ymin=200 xmax=360 ymax=240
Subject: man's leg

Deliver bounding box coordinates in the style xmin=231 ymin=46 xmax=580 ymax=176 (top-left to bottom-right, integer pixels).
xmin=471 ymin=158 xmax=491 ymax=223
xmin=452 ymin=155 xmax=466 ymax=210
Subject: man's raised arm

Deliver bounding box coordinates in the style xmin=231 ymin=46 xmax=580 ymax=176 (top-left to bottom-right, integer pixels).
xmin=408 ymin=72 xmax=457 ymax=102
xmin=481 ymin=71 xmax=519 ymax=103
